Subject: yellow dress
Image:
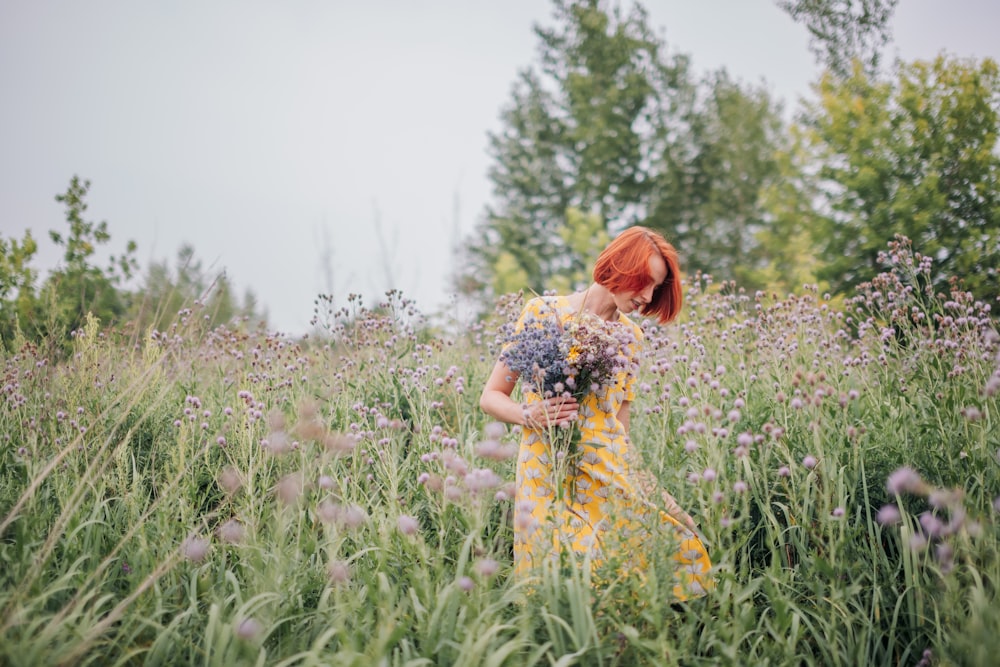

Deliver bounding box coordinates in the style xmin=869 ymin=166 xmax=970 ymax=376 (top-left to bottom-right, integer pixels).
xmin=511 ymin=296 xmax=712 ymax=601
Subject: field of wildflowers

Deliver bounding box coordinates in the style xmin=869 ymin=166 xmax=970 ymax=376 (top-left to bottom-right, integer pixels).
xmin=2 ymin=238 xmax=999 ymax=666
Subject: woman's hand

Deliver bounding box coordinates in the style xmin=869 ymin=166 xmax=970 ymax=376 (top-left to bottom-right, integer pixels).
xmin=522 ymin=396 xmax=579 ymax=429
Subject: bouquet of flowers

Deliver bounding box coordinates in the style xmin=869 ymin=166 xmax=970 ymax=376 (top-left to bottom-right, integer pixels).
xmin=500 ymin=302 xmax=636 ymax=500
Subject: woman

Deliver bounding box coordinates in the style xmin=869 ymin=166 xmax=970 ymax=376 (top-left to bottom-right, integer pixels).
xmin=480 ymin=226 xmax=711 ymax=600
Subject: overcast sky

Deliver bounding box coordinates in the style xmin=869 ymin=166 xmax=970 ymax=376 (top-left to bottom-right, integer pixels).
xmin=2 ymin=1 xmax=998 ymax=334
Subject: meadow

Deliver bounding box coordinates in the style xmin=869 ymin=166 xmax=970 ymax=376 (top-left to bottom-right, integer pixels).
xmin=1 ymin=237 xmax=998 ymax=666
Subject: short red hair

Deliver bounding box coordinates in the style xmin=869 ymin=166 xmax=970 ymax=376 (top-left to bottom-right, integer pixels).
xmin=592 ymin=226 xmax=683 ymax=323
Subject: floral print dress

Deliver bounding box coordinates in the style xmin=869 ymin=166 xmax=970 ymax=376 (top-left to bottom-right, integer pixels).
xmin=511 ymin=296 xmax=712 ymax=601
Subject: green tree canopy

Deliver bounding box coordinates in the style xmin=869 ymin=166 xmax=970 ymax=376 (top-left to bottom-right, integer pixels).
xmin=802 ymin=56 xmax=1000 ymax=303
xmin=130 ymin=243 xmax=266 ymax=333
xmin=35 ymin=176 xmax=138 ymax=342
xmin=0 ymin=230 xmax=40 ymax=348
xmin=650 ymin=70 xmax=786 ymax=286
xmin=777 ymin=0 xmax=899 ymax=79
xmin=460 ymin=0 xmax=786 ymax=300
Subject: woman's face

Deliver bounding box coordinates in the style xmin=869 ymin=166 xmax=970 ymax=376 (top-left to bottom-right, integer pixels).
xmin=612 ymin=253 xmax=668 ymax=315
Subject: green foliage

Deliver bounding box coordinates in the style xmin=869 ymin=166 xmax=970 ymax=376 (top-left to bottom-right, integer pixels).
xmin=462 ymin=0 xmax=696 ymax=297
xmin=0 ymin=176 xmax=265 ymax=353
xmin=30 ymin=175 xmax=138 ymax=345
xmin=650 ymin=70 xmax=786 ymax=286
xmin=548 ymin=208 xmax=610 ymax=295
xmin=802 ymin=56 xmax=1000 ymax=304
xmin=748 ymin=126 xmax=829 ymax=294
xmin=2 ymin=238 xmax=998 ymax=665
xmin=0 ymin=230 xmax=40 ymax=348
xmin=461 ymin=0 xmax=786 ymax=303
xmin=129 ymin=243 xmax=266 ymax=334
xmin=777 ymin=0 xmax=899 ymax=79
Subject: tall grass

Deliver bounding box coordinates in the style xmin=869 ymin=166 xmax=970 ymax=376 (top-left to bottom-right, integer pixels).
xmin=1 ymin=239 xmax=998 ymax=666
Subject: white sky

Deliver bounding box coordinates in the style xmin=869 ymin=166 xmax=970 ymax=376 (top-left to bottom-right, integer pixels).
xmin=2 ymin=0 xmax=998 ymax=334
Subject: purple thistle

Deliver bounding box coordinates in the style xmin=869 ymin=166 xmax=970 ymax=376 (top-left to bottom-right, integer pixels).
xmin=886 ymin=467 xmax=924 ymax=495
xmin=918 ymin=512 xmax=945 ymax=539
xmin=876 ymin=504 xmax=901 ymax=525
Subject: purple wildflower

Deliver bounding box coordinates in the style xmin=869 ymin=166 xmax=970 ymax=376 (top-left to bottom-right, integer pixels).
xmin=397 ymin=515 xmax=419 ymax=536
xmin=886 ymin=467 xmax=924 ymax=495
xmin=236 ymin=617 xmax=263 ymax=640
xmin=876 ymin=504 xmax=901 ymax=525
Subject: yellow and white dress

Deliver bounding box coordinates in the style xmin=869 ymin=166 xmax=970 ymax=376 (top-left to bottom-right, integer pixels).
xmin=511 ymin=296 xmax=712 ymax=601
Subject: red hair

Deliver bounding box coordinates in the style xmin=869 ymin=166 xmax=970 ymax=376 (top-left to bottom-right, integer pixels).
xmin=592 ymin=226 xmax=683 ymax=323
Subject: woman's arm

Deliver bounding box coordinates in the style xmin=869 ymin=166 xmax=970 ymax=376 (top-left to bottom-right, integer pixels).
xmin=480 ymin=360 xmax=578 ymax=428
xmin=617 ymin=400 xmax=631 ymax=434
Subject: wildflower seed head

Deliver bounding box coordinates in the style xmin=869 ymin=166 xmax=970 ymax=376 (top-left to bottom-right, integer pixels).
xmin=909 ymin=532 xmax=928 ymax=551
xmin=918 ymin=512 xmax=945 ymax=538
xmin=886 ymin=466 xmax=925 ymax=495
xmin=181 ymin=534 xmax=211 ymax=563
xmin=327 ymin=560 xmax=350 ymax=584
xmin=219 ymin=467 xmax=240 ymax=498
xmin=267 ymin=409 xmax=286 ymax=431
xmin=218 ymin=519 xmax=246 ymax=544
xmin=876 ymin=504 xmax=901 ymax=525
xmin=317 ymin=500 xmax=339 ymax=523
xmin=275 ymin=473 xmax=304 ymax=505
xmin=476 ymin=439 xmax=517 ymax=461
xmin=339 ymin=504 xmax=368 ymax=529
xmin=264 ymin=430 xmax=292 ymax=455
xmin=802 ymin=455 xmax=817 ymax=469
xmin=236 ymin=617 xmax=263 ymax=640
xmin=464 ymin=468 xmax=502 ymax=493
xmin=397 ymin=514 xmax=419 ymax=536
xmin=475 ymin=558 xmax=500 ymax=577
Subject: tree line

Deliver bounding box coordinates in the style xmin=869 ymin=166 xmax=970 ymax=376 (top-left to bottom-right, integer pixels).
xmin=0 ymin=176 xmax=265 ymax=353
xmin=457 ymin=0 xmax=1000 ymax=309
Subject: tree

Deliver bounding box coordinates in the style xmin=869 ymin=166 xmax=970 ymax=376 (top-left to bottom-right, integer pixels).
xmin=803 ymin=56 xmax=1000 ymax=303
xmin=459 ymin=0 xmax=788 ymax=302
xmin=748 ymin=126 xmax=828 ymax=294
xmin=460 ymin=0 xmax=695 ymax=297
xmin=648 ymin=70 xmax=786 ymax=286
xmin=777 ymin=0 xmax=899 ymax=79
xmin=0 ymin=230 xmax=40 ymax=348
xmin=34 ymin=176 xmax=138 ymax=342
xmin=130 ymin=243 xmax=267 ymax=333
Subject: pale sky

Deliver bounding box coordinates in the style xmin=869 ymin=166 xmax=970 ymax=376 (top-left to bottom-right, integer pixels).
xmin=2 ymin=1 xmax=998 ymax=334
